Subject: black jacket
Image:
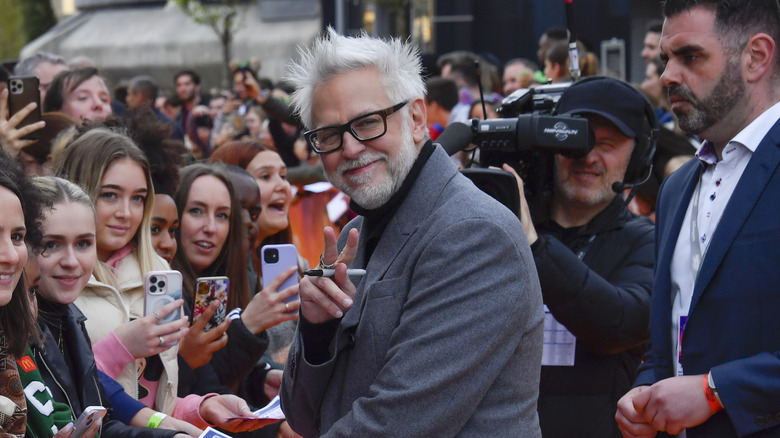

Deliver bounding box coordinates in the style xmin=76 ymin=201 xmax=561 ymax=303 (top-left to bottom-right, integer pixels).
xmin=177 ymin=296 xmax=268 ymax=395
xmin=32 ymin=301 xmax=178 ymax=438
xmin=211 ymin=318 xmax=269 ymax=391
xmin=533 ymin=196 xmax=655 ymax=438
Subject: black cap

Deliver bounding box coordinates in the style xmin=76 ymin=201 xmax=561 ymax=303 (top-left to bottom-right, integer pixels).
xmin=556 ymin=76 xmax=650 ymax=138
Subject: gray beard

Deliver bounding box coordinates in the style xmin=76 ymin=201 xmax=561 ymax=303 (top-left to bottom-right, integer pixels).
xmin=554 ymin=165 xmax=617 ymax=209
xmin=327 ymin=123 xmax=418 ymax=210
xmin=553 ymin=149 xmax=630 ymax=211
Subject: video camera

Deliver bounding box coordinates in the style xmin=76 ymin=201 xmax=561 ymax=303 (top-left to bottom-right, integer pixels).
xmin=472 ymin=82 xmax=592 ymax=169
xmin=441 ymin=82 xmax=593 ymax=218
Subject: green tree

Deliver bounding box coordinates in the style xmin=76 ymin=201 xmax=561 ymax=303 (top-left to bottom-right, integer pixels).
xmin=172 ymin=0 xmax=258 ymax=88
xmin=0 ymin=0 xmax=56 ymax=62
xmin=0 ymin=0 xmax=27 ymax=61
xmin=20 ymin=0 xmax=58 ymax=42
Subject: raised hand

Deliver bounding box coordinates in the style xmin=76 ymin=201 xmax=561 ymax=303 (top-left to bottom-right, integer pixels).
xmin=113 ymin=298 xmax=189 ymax=358
xmin=298 ymin=227 xmax=359 ymax=323
xmin=0 ymin=88 xmax=46 ymax=157
xmin=178 ymin=299 xmax=230 ymax=369
xmin=242 ymin=266 xmax=300 ymax=335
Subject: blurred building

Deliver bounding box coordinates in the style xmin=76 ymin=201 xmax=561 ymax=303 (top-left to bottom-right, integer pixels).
xmin=24 ymin=0 xmax=320 ymax=92
xmin=50 ymin=0 xmax=77 ymax=19
xmin=325 ymin=0 xmax=663 ymax=84
xmin=29 ymin=0 xmax=662 ymax=92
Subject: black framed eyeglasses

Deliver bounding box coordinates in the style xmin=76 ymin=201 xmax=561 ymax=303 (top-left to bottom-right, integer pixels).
xmin=304 ymin=101 xmax=409 ymax=154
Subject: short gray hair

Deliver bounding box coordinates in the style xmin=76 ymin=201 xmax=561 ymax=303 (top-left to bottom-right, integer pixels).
xmin=286 ymin=27 xmax=425 ymax=129
xmin=14 ymin=52 xmax=66 ymax=76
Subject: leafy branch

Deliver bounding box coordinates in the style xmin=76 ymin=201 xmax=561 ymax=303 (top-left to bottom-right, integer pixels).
xmin=172 ymin=0 xmax=258 ymax=87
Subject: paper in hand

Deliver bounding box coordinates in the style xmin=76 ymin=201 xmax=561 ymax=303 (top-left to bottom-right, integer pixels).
xmin=198 ymin=427 xmax=233 ymax=438
xmin=225 ymin=395 xmax=285 ymax=422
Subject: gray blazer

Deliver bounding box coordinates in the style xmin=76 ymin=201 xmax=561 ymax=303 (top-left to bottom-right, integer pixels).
xmin=281 ymin=146 xmax=544 ymax=437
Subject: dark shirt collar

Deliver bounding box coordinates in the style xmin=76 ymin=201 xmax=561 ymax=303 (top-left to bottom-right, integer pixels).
xmin=36 ymin=294 xmax=69 ymax=330
xmin=540 ymin=194 xmax=629 ymax=237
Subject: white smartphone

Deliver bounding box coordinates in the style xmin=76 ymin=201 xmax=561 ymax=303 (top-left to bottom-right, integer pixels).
xmin=71 ymin=405 xmax=106 ymax=438
xmin=260 ymin=244 xmax=299 ymax=311
xmin=144 ymin=270 xmax=183 ymax=332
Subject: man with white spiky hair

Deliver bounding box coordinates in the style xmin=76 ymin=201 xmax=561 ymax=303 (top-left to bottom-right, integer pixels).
xmin=280 ymin=28 xmax=544 ymax=437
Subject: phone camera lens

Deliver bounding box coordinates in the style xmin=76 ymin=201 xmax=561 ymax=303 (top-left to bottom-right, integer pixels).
xmin=150 ymin=276 xmax=158 ymax=284
xmin=158 ymin=280 xmax=166 ymax=288
xmin=264 ymin=248 xmax=279 ymax=263
xmin=150 ymin=285 xmax=157 ymax=293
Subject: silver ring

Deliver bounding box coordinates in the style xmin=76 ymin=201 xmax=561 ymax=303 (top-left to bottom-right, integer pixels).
xmin=153 ymin=311 xmax=161 ymax=320
xmin=158 ymin=336 xmax=165 ymax=346
xmin=319 ymin=253 xmax=337 ymax=269
xmin=285 ymin=302 xmax=290 ymax=312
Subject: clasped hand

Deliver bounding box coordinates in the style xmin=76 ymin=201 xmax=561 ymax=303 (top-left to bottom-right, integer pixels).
xmin=616 ymin=375 xmax=716 ymax=437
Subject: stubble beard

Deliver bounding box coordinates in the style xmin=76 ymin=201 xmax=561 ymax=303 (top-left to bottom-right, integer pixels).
xmin=555 ymin=163 xmax=615 ymax=209
xmin=554 ymin=153 xmax=629 ymax=210
xmin=669 ymin=57 xmax=745 ymax=136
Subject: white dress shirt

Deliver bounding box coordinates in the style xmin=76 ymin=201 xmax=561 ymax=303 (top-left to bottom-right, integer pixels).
xmin=670 ymin=101 xmax=780 ymax=375
xmin=667 ymin=101 xmax=780 ymax=437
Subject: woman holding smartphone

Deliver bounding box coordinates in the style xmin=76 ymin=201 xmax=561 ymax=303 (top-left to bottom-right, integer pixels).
xmin=209 ymin=141 xmax=301 ymax=334
xmin=25 ymin=175 xmax=187 ymax=438
xmin=172 ymin=163 xmax=298 ymax=390
xmin=54 ymin=129 xmax=262 ymax=432
xmin=55 ymin=128 xmax=187 ymax=411
xmin=0 ymin=157 xmax=187 ymax=438
xmin=26 ymin=176 xmax=268 ymax=436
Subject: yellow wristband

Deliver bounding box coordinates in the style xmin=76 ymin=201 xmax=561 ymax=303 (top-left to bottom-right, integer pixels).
xmin=147 ymin=412 xmax=167 ymax=428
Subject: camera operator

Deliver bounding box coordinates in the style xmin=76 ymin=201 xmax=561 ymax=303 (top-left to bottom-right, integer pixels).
xmin=503 ymin=76 xmax=656 ymax=438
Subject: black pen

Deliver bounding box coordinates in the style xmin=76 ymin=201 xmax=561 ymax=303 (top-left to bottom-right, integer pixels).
xmin=303 ymin=269 xmax=367 ymax=277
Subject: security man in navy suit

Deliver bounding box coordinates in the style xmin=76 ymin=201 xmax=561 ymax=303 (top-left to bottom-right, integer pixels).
xmin=616 ymin=1 xmax=780 ymax=437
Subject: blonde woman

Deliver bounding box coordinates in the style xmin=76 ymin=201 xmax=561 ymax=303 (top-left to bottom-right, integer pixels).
xmin=56 ymin=128 xmax=263 ymax=432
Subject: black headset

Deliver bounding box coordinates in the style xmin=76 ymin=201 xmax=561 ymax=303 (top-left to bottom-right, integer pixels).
xmin=552 ymin=76 xmax=659 ymax=193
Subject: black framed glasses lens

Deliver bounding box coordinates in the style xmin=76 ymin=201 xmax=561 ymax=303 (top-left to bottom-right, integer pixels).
xmin=306 ymin=101 xmax=408 ymax=153
xmin=311 ymin=113 xmax=386 ymax=152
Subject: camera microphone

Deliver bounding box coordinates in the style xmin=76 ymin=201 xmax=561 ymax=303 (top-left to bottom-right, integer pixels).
xmin=612 ymin=169 xmax=654 ymax=193
xmin=434 ymin=122 xmax=475 ymax=156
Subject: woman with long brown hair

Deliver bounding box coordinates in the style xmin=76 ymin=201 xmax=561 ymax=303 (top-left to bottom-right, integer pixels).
xmin=0 ymin=156 xmax=41 ymax=436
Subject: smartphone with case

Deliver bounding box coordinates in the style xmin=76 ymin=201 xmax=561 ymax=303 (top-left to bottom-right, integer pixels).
xmin=144 ymin=270 xmax=183 ymax=342
xmin=6 ymin=76 xmax=41 ymax=140
xmin=71 ymin=405 xmax=107 ymax=438
xmin=261 ymin=244 xmax=299 ymax=310
xmin=194 ymin=276 xmax=229 ymax=331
